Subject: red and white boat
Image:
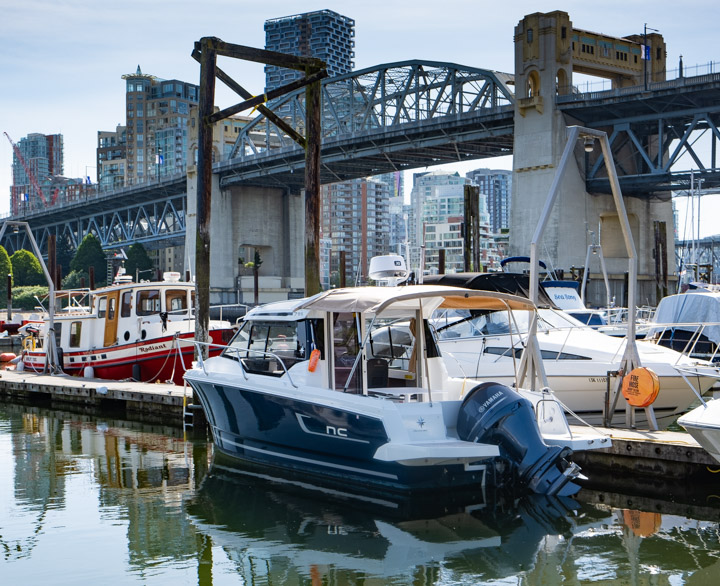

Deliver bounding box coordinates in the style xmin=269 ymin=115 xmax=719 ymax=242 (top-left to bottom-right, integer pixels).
xmin=21 ymin=271 xmax=235 ymax=385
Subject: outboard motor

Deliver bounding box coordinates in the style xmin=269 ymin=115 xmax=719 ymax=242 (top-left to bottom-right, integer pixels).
xmin=457 ymin=382 xmax=581 ymax=497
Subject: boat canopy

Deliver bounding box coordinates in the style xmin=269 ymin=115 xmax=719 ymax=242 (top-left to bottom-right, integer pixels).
xmin=297 ymin=285 xmax=536 ymax=318
xmin=652 ymin=291 xmax=720 ymax=346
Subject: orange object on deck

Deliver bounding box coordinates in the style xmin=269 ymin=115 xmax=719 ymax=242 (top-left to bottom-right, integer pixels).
xmin=621 ymin=367 xmax=660 ymax=407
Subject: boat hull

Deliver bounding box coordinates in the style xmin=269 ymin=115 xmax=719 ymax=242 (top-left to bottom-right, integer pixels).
xmin=187 ymin=376 xmax=503 ymax=495
xmin=448 ymin=372 xmax=711 ymax=429
xmin=677 ymin=400 xmax=720 ymax=463
xmin=23 ymin=329 xmax=232 ymax=385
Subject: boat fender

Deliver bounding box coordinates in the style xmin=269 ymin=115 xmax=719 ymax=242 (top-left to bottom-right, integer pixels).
xmin=621 ymin=367 xmax=660 ymax=408
xmin=308 ymin=349 xmax=321 ymax=372
xmin=0 ymin=352 xmax=16 ymax=362
xmin=84 ymin=366 xmax=95 ymax=378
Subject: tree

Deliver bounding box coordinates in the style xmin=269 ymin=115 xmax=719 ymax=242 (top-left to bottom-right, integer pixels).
xmin=0 ymin=245 xmax=12 ymax=296
xmin=125 ymin=243 xmax=154 ymax=281
xmin=70 ymin=234 xmax=106 ymax=286
xmin=55 ymin=234 xmax=75 ymax=276
xmin=10 ymin=249 xmax=45 ymax=287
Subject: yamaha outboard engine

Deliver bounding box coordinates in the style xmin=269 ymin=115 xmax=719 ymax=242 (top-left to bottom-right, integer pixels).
xmin=457 ymin=382 xmax=580 ymax=496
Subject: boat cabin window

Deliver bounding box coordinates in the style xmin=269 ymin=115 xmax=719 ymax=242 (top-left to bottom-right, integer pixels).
xmin=97 ymin=296 xmax=107 ymax=318
xmin=166 ymin=289 xmax=188 ymax=314
xmin=69 ymin=321 xmax=82 ymax=348
xmin=121 ymin=291 xmax=132 ymax=318
xmin=136 ymin=290 xmax=161 ymax=316
xmin=223 ymin=318 xmax=320 ymax=376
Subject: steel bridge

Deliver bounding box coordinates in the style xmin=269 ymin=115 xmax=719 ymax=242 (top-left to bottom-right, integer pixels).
xmin=1 ymin=174 xmax=187 ymax=255
xmin=4 ymin=60 xmax=720 ymax=254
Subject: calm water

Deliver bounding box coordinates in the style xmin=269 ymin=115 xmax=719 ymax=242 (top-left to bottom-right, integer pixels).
xmin=2 ymin=402 xmax=720 ymax=585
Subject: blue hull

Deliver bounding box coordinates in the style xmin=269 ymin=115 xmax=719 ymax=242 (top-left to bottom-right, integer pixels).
xmin=188 ymin=380 xmax=504 ymax=494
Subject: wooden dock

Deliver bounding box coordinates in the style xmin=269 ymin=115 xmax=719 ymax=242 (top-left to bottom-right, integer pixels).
xmin=0 ymin=368 xmax=201 ymax=428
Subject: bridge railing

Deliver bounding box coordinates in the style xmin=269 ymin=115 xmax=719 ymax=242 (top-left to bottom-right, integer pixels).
xmin=557 ymin=65 xmax=720 ymax=104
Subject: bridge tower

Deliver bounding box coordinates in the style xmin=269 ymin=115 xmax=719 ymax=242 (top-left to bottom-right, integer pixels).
xmin=510 ymin=11 xmax=676 ymax=305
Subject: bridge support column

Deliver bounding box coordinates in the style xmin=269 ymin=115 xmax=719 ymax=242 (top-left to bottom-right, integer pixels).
xmin=510 ymin=11 xmax=676 ymax=307
xmin=185 ymin=176 xmax=304 ymax=306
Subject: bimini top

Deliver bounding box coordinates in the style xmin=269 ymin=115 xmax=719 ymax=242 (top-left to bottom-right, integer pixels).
xmin=297 ymin=285 xmax=535 ymax=318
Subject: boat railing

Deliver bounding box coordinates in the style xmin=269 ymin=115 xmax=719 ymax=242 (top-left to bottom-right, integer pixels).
xmin=186 ymin=339 xmax=298 ymax=388
xmin=643 ymin=320 xmax=720 ymax=363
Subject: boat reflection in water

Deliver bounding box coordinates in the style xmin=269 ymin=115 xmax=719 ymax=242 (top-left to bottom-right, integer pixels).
xmin=189 ymin=462 xmax=720 ymax=583
xmin=187 ymin=463 xmax=597 ymax=583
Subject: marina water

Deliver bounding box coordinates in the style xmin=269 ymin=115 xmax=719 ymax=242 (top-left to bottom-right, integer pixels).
xmin=2 ymin=401 xmax=719 ymax=585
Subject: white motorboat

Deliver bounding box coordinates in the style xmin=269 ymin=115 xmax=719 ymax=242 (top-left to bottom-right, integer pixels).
xmin=677 ymin=399 xmax=720 ymax=464
xmin=421 ymin=273 xmax=719 ymax=429
xmin=185 ymin=285 xmax=610 ymax=498
xmin=21 ymin=270 xmax=234 ymax=385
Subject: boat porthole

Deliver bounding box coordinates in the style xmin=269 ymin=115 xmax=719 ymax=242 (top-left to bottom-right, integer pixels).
xmin=124 ymin=331 xmax=130 ymax=341
xmin=141 ymin=330 xmax=147 ymax=340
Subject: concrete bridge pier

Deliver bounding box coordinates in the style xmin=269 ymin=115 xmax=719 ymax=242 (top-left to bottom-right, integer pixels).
xmin=509 ymin=11 xmax=676 ymax=307
xmin=185 ymin=172 xmax=305 ymax=308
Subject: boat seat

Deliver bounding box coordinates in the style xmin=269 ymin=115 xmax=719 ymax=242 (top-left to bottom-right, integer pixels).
xmin=367 ymin=358 xmax=389 ymax=388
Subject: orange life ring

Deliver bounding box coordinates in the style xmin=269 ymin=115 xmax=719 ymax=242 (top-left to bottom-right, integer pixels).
xmin=621 ymin=367 xmax=660 ymax=407
xmin=0 ymin=352 xmax=17 ymax=362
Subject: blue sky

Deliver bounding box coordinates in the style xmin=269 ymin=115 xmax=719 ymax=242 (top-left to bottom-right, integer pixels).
xmin=1 ymin=0 xmax=718 ymax=234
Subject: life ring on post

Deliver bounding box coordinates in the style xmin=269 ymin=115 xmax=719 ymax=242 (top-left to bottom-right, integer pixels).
xmin=621 ymin=367 xmax=660 ymax=408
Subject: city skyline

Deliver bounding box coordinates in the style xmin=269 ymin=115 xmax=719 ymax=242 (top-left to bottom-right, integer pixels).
xmin=2 ymin=1 xmax=718 ymax=235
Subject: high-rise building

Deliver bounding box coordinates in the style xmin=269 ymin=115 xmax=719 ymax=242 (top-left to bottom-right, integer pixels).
xmin=9 ymin=132 xmax=64 ymax=214
xmin=408 ymin=170 xmax=500 ymax=274
xmin=466 ymin=168 xmax=512 ymax=234
xmin=320 ymin=178 xmax=391 ymax=287
xmin=97 ymin=66 xmax=198 ymax=189
xmin=97 ymin=126 xmax=127 ymax=191
xmin=264 ymin=10 xmax=355 ymax=92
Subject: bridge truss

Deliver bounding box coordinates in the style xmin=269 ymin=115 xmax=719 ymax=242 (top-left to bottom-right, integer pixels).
xmin=559 ymin=73 xmax=720 ymax=196
xmin=1 ymin=176 xmax=187 ymax=257
xmin=219 ymin=60 xmax=516 ymax=190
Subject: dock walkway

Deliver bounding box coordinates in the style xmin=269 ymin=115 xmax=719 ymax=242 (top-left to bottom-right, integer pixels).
xmin=0 ymin=368 xmax=193 ymax=425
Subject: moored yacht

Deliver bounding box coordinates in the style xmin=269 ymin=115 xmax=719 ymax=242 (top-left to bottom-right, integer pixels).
xmin=184 ymin=285 xmax=611 ymax=498
xmin=21 ymin=271 xmax=234 ymax=385
xmin=422 ymin=273 xmax=719 ymax=428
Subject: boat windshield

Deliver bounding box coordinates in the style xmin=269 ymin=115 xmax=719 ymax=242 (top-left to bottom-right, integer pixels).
xmin=433 ymin=308 xmax=588 ymax=339
xmin=222 ymin=318 xmax=322 ymax=376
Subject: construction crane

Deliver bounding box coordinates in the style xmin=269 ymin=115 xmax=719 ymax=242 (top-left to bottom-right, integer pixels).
xmin=3 ymin=131 xmax=49 ymax=211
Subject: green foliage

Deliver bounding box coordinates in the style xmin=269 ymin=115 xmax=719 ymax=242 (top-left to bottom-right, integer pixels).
xmin=7 ymin=285 xmax=48 ymax=311
xmin=0 ymin=246 xmax=12 ymax=295
xmin=55 ymin=234 xmax=75 ymax=274
xmin=10 ymin=249 xmax=45 ymax=287
xmin=62 ymin=269 xmax=89 ymax=290
xmin=70 ymin=234 xmax=106 ymax=286
xmin=243 ymin=249 xmax=263 ymax=271
xmin=124 ymin=243 xmax=154 ymax=281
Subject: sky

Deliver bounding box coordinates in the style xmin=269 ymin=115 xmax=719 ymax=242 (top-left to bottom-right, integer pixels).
xmin=1 ymin=0 xmax=719 ymax=237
